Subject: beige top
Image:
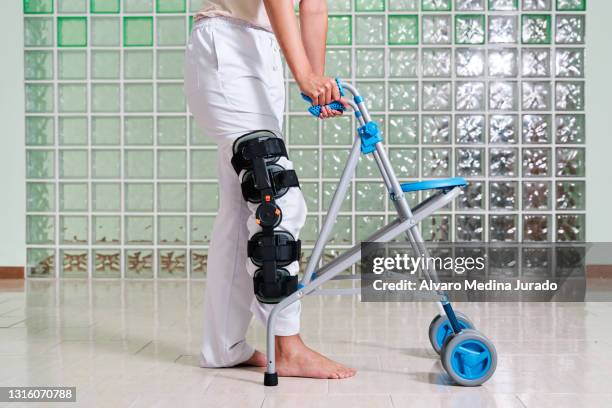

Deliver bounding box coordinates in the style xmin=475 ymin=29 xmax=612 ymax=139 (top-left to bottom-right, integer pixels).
xmin=194 ymin=0 xmax=299 ymax=32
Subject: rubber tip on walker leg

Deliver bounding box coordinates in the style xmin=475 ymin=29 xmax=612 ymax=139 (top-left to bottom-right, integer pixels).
xmin=264 ymin=372 xmax=278 ymax=386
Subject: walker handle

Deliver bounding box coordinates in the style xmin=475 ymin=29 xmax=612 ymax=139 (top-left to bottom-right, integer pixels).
xmin=301 ymin=78 xmax=346 ymax=117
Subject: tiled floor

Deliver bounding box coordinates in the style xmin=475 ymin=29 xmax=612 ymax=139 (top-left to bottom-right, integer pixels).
xmin=0 ymin=279 xmax=611 ymax=407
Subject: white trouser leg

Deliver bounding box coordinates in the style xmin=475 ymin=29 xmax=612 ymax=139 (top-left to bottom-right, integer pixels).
xmin=184 ymin=18 xmax=304 ymax=368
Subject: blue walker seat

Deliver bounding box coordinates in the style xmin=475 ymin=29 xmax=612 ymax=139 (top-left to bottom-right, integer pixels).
xmin=401 ymin=177 xmax=467 ymax=193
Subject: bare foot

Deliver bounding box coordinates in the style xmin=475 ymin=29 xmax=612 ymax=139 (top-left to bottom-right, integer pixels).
xmin=238 ymin=350 xmax=267 ymax=367
xmin=275 ymin=335 xmax=357 ymax=379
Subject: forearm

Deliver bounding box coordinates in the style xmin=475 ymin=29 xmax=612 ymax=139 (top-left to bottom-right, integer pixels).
xmin=299 ymin=0 xmax=328 ymax=76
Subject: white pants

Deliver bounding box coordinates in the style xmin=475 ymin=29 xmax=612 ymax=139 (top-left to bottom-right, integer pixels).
xmin=184 ymin=17 xmax=306 ymax=368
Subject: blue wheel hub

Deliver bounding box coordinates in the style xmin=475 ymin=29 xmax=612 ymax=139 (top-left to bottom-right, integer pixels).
xmin=435 ymin=319 xmax=471 ymax=349
xmin=449 ymin=339 xmax=492 ymax=380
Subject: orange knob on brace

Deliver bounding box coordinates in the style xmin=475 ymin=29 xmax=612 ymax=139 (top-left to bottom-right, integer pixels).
xmin=265 ymin=195 xmax=271 ymax=202
xmin=275 ymin=209 xmax=281 ymax=216
xmin=255 ymin=219 xmax=261 ymax=225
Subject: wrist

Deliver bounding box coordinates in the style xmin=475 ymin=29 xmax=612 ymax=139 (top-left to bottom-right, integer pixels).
xmin=293 ymin=66 xmax=313 ymax=85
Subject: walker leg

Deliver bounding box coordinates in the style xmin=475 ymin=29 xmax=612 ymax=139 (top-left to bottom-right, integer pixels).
xmin=442 ymin=302 xmax=462 ymax=335
xmin=265 ymin=307 xmax=278 ymax=386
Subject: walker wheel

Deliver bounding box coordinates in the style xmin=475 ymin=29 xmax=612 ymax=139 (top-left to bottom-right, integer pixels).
xmin=428 ymin=311 xmax=474 ymax=354
xmin=440 ymin=329 xmax=497 ymax=386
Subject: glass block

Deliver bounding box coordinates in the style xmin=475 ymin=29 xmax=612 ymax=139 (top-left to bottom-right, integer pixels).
xmin=555 ymin=81 xmax=584 ymax=111
xmin=389 ymin=0 xmax=418 ymax=10
xmin=93 ymin=183 xmax=121 ymax=211
xmin=190 ymin=249 xmax=207 ymax=279
xmin=489 ymin=148 xmax=518 ymax=176
xmin=489 ymin=181 xmax=517 ymax=210
xmin=58 ymin=17 xmax=87 ymax=47
xmin=158 ymin=216 xmax=187 ymax=245
xmin=422 ymin=48 xmax=451 ymax=77
xmin=327 ymin=16 xmax=352 ymax=45
xmin=422 ymin=82 xmax=452 ymax=111
xmin=422 ymin=0 xmax=452 ymax=10
xmin=521 ymin=49 xmax=550 ymax=78
xmin=456 ymin=148 xmax=483 ymax=176
xmin=488 ymin=16 xmax=517 ymax=44
xmin=125 ymin=0 xmax=153 ymax=13
xmin=325 ymin=49 xmax=352 ymax=78
xmin=556 ymin=214 xmax=585 ymax=242
xmin=59 ymin=117 xmax=87 ymax=145
xmin=457 ymin=182 xmax=484 ymax=210
xmin=158 ymin=150 xmax=187 ymax=179
xmin=323 ymin=182 xmax=352 ymax=212
xmin=91 ymin=17 xmax=120 ymax=46
xmin=24 ymin=0 xmax=54 ymax=13
xmin=322 ymin=150 xmax=351 ymax=179
xmin=421 ymin=215 xmax=451 ymax=242
xmin=327 ymin=215 xmax=352 ymax=245
xmin=522 ymin=81 xmax=552 ymax=111
xmin=91 ymin=51 xmax=120 ymax=80
xmin=388 ymin=115 xmax=418 ymax=145
xmin=191 ymin=215 xmax=214 ymax=244
xmin=422 ymin=148 xmax=450 ymax=177
xmin=455 ymin=48 xmax=484 ymax=78
xmin=158 ymin=83 xmax=186 ymax=112
xmin=124 ymin=17 xmax=154 ymax=46
xmin=92 ymin=149 xmax=121 ymax=179
xmin=58 ymin=50 xmax=87 ymax=79
xmin=24 ymin=51 xmax=53 ymax=80
xmin=157 ymin=16 xmax=186 ymax=46
xmin=556 ymin=147 xmax=585 ymax=177
xmin=157 ymin=49 xmax=184 ymax=80
xmin=125 ymin=216 xmax=153 ymax=244
xmin=27 ymin=215 xmax=55 ymax=244
xmin=190 ymin=116 xmax=213 ymax=146
xmin=555 ymin=49 xmax=583 ymax=78
xmin=125 ymin=84 xmax=153 ymax=112
xmin=556 ymin=114 xmax=585 ymax=144
xmin=521 ymin=14 xmax=551 ymax=44
xmin=523 ymin=181 xmax=550 ymax=210
xmin=59 ymin=249 xmax=88 ymax=277
xmin=289 ymin=116 xmax=317 ymax=145
xmin=27 ymin=248 xmax=55 ymax=278
xmin=27 ymin=182 xmax=55 ymax=212
xmin=522 ymin=114 xmax=551 ymax=144
xmin=456 ymin=214 xmax=483 ymax=241
xmin=290 ymin=149 xmax=319 ymax=178
xmin=388 ymin=15 xmax=419 ymax=45
xmin=329 ymin=0 xmax=352 ymax=11
xmin=489 ymin=0 xmax=517 ymax=10
xmin=357 ymin=82 xmax=385 ymax=111
xmin=457 ymin=0 xmax=484 ymax=10
xmin=92 ymin=117 xmax=120 ymax=145
xmin=24 ymin=17 xmax=53 ymax=47
xmin=191 ymin=150 xmax=217 ymax=179
xmin=25 ymin=84 xmax=54 ymax=113
xmin=388 ymin=148 xmax=418 ymax=178
xmin=488 ymin=49 xmax=518 ymax=77
xmin=92 ymin=84 xmax=120 ymax=113
xmin=522 ymin=148 xmax=551 ymax=177
xmin=158 ymin=117 xmax=186 ymax=145
xmin=300 ymin=182 xmax=318 ymax=212
xmin=60 ymin=215 xmax=88 ymax=245
xmin=489 ymin=215 xmax=517 ymax=242
xmin=455 ymin=15 xmax=485 ymax=45
xmin=556 ymin=181 xmax=584 ymax=210
xmin=300 ymin=215 xmax=319 ymax=245
xmin=556 ymin=0 xmax=586 ymax=11
xmin=455 ymin=82 xmax=485 ymax=111
xmin=58 ymin=84 xmax=87 ymax=113
xmin=158 ymin=183 xmax=187 ymax=211
xmin=58 ymin=0 xmax=87 ymax=13
xmin=456 ymin=115 xmax=484 ymax=144
xmin=388 ymin=49 xmax=418 ymax=78
xmin=59 ymin=149 xmax=88 ymax=178
xmin=125 ymin=249 xmax=153 ymax=278
xmin=555 ymin=15 xmax=585 ymax=44
xmin=125 ymin=150 xmax=154 ymax=178
xmin=323 ymin=116 xmax=352 ymax=145
xmin=124 ymin=50 xmax=153 ymax=79
xmin=27 ymin=149 xmax=54 ymax=178
xmin=489 ymin=81 xmax=517 ymax=111
xmin=357 ymin=49 xmax=385 ymax=78
xmin=93 ymin=249 xmax=121 ymax=278
xmin=91 ymin=0 xmax=120 ymax=13
xmin=126 ymin=183 xmax=153 ymax=211
xmin=522 ymin=0 xmax=551 ymax=10
xmin=191 ymin=183 xmax=219 ymax=212
xmin=422 ymin=115 xmax=451 ymax=144
xmin=26 ymin=117 xmax=54 ymax=146
xmin=60 ymin=183 xmax=88 ymax=211
xmin=125 ymin=117 xmax=153 ymax=145
xmin=389 ymin=82 xmax=418 ymax=111
xmin=356 ymin=16 xmax=384 ymax=45
xmin=157 ymin=0 xmax=185 ymax=12
xmin=355 ymin=182 xmax=385 ymax=211
xmin=158 ymin=250 xmax=187 ymax=278
xmin=356 ymin=216 xmax=386 ymax=241
xmin=523 ymin=215 xmax=549 ymax=241
xmin=422 ymin=15 xmax=451 ymax=44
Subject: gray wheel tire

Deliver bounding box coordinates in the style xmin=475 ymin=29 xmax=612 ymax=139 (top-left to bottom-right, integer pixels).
xmin=428 ymin=311 xmax=475 ymax=355
xmin=441 ymin=329 xmax=497 ymax=387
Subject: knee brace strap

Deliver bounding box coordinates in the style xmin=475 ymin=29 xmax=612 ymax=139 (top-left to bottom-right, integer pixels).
xmin=247 ymin=231 xmax=301 ymax=267
xmin=241 ymin=168 xmax=300 ymax=203
xmin=231 ymin=132 xmax=288 ymax=175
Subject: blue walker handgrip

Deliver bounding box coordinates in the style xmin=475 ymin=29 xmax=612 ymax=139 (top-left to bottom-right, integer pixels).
xmin=301 ymin=78 xmax=346 ymax=117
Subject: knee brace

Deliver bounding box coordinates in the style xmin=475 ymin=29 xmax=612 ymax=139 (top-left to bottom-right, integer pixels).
xmin=232 ymin=130 xmax=301 ymax=304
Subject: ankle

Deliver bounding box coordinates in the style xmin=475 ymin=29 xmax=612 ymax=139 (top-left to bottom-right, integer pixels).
xmin=275 ymin=334 xmax=305 ymax=359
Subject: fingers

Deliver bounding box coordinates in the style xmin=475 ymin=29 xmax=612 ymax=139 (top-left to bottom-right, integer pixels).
xmin=331 ymin=82 xmax=341 ymax=102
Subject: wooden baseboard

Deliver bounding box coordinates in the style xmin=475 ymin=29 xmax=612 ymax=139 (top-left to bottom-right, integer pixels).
xmin=586 ymin=265 xmax=612 ymax=278
xmin=0 ymin=267 xmax=24 ymax=279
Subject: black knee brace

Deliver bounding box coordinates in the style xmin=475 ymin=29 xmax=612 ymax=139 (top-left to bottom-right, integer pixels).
xmin=232 ymin=130 xmax=301 ymax=304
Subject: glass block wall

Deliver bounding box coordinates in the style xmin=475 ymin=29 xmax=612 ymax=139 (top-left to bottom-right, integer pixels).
xmin=24 ymin=0 xmax=586 ymax=279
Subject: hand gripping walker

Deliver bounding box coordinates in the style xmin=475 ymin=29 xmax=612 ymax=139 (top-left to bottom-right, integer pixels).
xmin=263 ymin=80 xmax=497 ymax=387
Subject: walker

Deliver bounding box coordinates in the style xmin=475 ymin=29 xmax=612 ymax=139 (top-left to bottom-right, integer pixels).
xmin=263 ymin=80 xmax=497 ymax=387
